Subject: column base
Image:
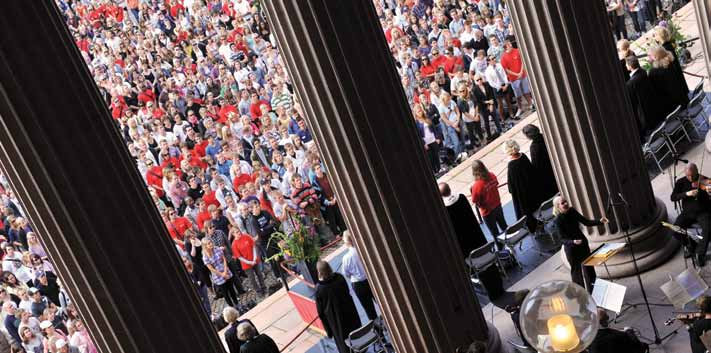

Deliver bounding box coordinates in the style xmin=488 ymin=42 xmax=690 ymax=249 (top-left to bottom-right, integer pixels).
xmin=590 ymin=198 xmax=679 ymax=278
xmin=485 ymin=322 xmax=505 ymax=353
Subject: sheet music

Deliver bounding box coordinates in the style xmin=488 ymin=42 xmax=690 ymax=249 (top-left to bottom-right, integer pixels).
xmin=592 ymin=243 xmax=625 ymax=257
xmin=678 ymin=269 xmax=709 ymax=302
xmin=592 ymin=279 xmax=626 ymax=313
xmin=661 ymin=277 xmax=694 ymax=309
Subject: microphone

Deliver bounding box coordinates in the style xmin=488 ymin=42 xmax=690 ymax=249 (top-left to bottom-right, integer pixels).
xmin=675 ymin=157 xmax=689 ymax=164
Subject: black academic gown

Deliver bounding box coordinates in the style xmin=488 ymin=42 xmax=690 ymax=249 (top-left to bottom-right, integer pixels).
xmin=627 ymin=69 xmax=664 ymax=137
xmin=663 ymin=40 xmax=690 ymax=94
xmin=649 ymin=65 xmax=690 ymax=117
xmin=444 ymin=194 xmax=487 ymax=256
xmin=316 ymin=273 xmax=362 ymax=353
xmin=444 ymin=194 xmax=504 ymax=299
xmin=507 ymin=154 xmax=542 ymax=226
xmin=528 ymin=135 xmax=558 ymax=201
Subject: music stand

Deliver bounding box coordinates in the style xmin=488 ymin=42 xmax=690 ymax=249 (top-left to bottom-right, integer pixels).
xmin=661 ymin=221 xmax=700 ymax=269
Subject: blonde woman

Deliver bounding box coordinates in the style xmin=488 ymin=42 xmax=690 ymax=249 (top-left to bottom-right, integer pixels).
xmin=413 ymin=104 xmax=441 ymax=174
xmin=655 ymin=26 xmax=689 ymax=93
xmin=553 ymin=196 xmax=608 ymax=293
xmin=617 ymin=39 xmax=635 ymax=81
xmin=503 ymin=140 xmax=542 ymax=231
xmin=648 ymin=46 xmax=689 ymax=116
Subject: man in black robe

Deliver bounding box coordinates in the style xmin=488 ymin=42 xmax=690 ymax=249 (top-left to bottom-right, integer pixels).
xmin=440 ymin=183 xmax=504 ymax=299
xmin=316 ymin=261 xmax=362 ymax=353
xmin=625 ymin=56 xmax=663 ymax=138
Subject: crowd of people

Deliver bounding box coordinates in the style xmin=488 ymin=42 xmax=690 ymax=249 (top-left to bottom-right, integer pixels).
xmin=0 ymin=0 xmax=692 ymax=352
xmin=2 ymin=0 xmax=540 ymax=352
xmin=0 ymin=187 xmax=95 ymax=352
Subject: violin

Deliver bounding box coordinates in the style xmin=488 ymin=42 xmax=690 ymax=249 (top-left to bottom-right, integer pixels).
xmin=690 ymin=175 xmax=711 ymax=197
xmin=665 ymin=312 xmax=704 ymax=326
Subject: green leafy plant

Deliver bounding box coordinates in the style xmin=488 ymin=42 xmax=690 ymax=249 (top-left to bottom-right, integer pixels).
xmin=266 ymin=214 xmax=321 ymax=263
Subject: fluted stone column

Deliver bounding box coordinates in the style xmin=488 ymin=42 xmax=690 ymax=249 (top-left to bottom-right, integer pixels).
xmin=0 ymin=2 xmax=225 ymax=353
xmin=508 ymin=0 xmax=677 ymax=277
xmin=694 ymin=0 xmax=711 ymax=77
xmin=263 ymin=1 xmax=502 ymax=353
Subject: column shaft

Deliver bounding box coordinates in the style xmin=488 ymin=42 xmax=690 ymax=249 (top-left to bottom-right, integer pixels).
xmin=694 ymin=0 xmax=711 ymax=78
xmin=0 ymin=2 xmax=225 ymax=352
xmin=508 ymin=0 xmax=676 ymax=277
xmin=263 ymin=1 xmax=500 ymax=352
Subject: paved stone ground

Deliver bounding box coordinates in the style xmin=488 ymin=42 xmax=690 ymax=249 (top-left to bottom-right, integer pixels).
xmin=230 ymin=3 xmax=711 ymax=353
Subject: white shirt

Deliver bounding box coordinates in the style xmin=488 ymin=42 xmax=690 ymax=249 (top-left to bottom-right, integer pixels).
xmin=342 ymin=247 xmax=368 ymax=283
xmin=485 ymin=63 xmax=509 ymax=90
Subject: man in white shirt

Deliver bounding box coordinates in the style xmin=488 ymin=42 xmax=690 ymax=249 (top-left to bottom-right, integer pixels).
xmin=341 ymin=231 xmax=378 ymax=321
xmin=484 ymin=56 xmax=513 ymax=121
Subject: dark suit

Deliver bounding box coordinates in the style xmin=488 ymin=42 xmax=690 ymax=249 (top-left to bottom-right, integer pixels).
xmin=240 ymin=334 xmax=280 ymax=353
xmin=471 ymin=83 xmax=502 ymax=138
xmin=224 ymin=319 xmax=256 ymax=353
xmin=626 ymin=69 xmax=663 ymax=138
xmin=589 ymin=328 xmax=648 ymax=353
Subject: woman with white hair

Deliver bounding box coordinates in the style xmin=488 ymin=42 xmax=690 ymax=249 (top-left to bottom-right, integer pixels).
xmin=648 ymin=45 xmax=689 ymax=117
xmin=553 ymin=196 xmax=608 ymax=293
xmin=504 ymin=140 xmax=542 ymax=231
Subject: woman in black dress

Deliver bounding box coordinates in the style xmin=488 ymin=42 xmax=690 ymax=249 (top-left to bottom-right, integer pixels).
xmin=655 ymin=26 xmax=689 ymax=94
xmin=505 ymin=140 xmax=542 ymax=231
xmin=522 ymin=124 xmax=558 ymax=201
xmin=553 ymin=196 xmax=608 ymax=293
xmin=648 ymin=45 xmax=689 ymax=116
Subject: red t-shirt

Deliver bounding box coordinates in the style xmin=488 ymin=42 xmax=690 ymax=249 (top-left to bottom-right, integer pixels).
xmin=249 ymin=100 xmax=271 ymax=119
xmin=166 ymin=217 xmax=192 ymax=244
xmin=470 ymin=172 xmax=502 ymax=217
xmin=500 ymin=48 xmax=526 ymax=82
xmin=232 ymin=235 xmax=260 ymax=270
xmin=202 ymin=191 xmax=220 ymax=209
xmin=420 ymin=64 xmax=435 ymax=78
xmin=196 ymin=210 xmax=211 ymax=231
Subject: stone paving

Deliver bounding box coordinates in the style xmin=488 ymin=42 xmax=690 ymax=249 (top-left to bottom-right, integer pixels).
xmin=230 ymin=3 xmax=711 ymax=353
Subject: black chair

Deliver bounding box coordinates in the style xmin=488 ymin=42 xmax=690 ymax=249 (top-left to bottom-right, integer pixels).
xmin=532 ymin=194 xmax=561 ymax=253
xmin=642 ymin=122 xmax=674 ymax=174
xmin=664 ymin=105 xmax=693 ymax=151
xmin=680 ymin=91 xmax=710 ymax=134
xmin=466 ymin=241 xmax=507 ymax=289
xmin=344 ymin=319 xmax=387 ymax=353
xmin=498 ymin=216 xmax=530 ymax=269
xmin=688 ymin=78 xmax=705 ymax=102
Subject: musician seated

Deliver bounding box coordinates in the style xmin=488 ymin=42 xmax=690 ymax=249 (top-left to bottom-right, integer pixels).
xmin=588 ymin=308 xmax=648 ymax=353
xmin=671 ymin=163 xmax=711 ymax=266
xmin=686 ymin=296 xmax=711 ymax=353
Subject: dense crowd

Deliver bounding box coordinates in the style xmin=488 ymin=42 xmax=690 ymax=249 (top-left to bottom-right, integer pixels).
xmin=0 ymin=0 xmax=569 ymax=352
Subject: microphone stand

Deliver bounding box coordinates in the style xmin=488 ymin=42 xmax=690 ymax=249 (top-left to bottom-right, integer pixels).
xmin=608 ymin=192 xmax=676 ymax=345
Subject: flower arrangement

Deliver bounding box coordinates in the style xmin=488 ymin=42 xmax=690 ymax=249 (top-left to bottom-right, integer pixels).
xmin=266 ymin=214 xmax=321 ymax=263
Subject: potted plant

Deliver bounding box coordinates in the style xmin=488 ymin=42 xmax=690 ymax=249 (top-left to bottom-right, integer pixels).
xmin=267 ymin=214 xmax=322 ymax=286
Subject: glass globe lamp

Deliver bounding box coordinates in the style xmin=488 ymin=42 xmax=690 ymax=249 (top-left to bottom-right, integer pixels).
xmin=519 ymin=280 xmax=599 ymax=353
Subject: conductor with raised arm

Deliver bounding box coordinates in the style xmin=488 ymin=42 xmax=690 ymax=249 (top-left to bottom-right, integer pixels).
xmin=671 ymin=163 xmax=711 ymax=266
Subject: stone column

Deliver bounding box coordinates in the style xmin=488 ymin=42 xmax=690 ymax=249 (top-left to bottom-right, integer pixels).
xmin=694 ymin=0 xmax=711 ymax=77
xmin=0 ymin=2 xmax=225 ymax=353
xmin=263 ymin=1 xmax=501 ymax=353
xmin=508 ymin=0 xmax=676 ymax=277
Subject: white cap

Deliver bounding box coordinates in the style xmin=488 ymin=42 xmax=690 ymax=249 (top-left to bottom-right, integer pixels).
xmin=55 ymin=338 xmax=67 ymax=349
xmin=40 ymin=321 xmax=52 ymax=330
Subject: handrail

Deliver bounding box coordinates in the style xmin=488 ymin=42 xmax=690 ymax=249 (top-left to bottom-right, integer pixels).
xmin=279 ymin=315 xmax=320 ymax=352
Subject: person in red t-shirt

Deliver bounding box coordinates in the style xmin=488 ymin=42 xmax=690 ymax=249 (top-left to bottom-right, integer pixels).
xmin=230 ymin=228 xmax=266 ymax=295
xmin=470 ymin=160 xmax=508 ymax=245
xmin=500 ymin=39 xmax=534 ymax=117
xmin=195 ymin=199 xmax=212 ymax=231
xmin=165 ymin=208 xmax=195 ymax=249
